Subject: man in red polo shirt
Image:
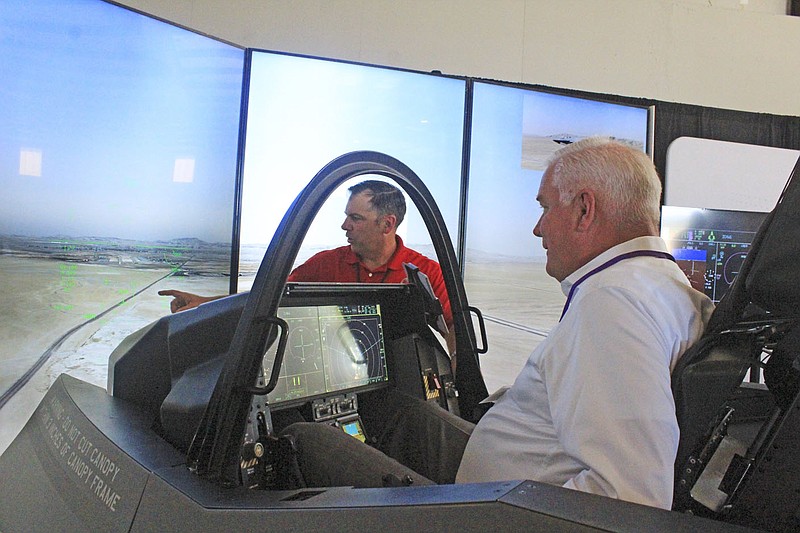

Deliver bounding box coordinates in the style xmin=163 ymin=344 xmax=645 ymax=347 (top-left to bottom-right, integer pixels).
xmin=159 ymin=180 xmax=453 ymax=347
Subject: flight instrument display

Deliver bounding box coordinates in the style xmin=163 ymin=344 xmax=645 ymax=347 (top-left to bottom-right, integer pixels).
xmin=261 ymin=303 xmax=389 ymax=405
xmin=661 ymin=206 xmax=768 ymax=303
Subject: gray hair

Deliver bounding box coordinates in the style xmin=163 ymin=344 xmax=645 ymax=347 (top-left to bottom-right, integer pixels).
xmin=546 ymin=137 xmax=662 ymax=230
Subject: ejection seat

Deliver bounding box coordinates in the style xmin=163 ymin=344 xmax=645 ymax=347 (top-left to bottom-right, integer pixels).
xmin=671 ymin=154 xmax=800 ymax=532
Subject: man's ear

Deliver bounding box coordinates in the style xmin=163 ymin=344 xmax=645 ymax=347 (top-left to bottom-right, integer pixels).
xmin=575 ymin=190 xmax=596 ymax=231
xmin=383 ymin=214 xmax=397 ymax=234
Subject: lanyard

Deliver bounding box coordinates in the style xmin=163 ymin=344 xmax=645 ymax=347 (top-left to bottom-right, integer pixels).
xmin=559 ymin=250 xmax=676 ymax=321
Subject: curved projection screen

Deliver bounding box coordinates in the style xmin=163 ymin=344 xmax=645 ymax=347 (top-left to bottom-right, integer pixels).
xmin=0 ymin=0 xmax=657 ymax=416
xmin=0 ymin=0 xmax=244 ymax=401
xmin=237 ymin=51 xmax=466 ymax=289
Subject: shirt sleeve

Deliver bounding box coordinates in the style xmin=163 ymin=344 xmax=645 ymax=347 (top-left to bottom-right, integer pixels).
xmin=287 ymin=251 xmax=326 ymax=282
xmin=544 ymin=285 xmax=678 ymax=509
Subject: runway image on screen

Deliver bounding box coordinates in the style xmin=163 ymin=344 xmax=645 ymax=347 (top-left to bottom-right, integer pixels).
xmin=0 ymin=0 xmax=244 ymax=405
xmin=263 ymin=304 xmax=389 ymax=405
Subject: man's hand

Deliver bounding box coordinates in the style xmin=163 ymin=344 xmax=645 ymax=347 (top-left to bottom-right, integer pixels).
xmin=158 ymin=289 xmax=216 ymax=313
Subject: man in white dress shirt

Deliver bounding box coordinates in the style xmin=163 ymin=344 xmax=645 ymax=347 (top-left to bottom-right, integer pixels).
xmin=455 ymin=137 xmax=714 ymax=508
xmin=283 ymin=137 xmax=714 ymax=509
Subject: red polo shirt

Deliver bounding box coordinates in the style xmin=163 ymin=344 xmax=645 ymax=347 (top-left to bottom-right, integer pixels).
xmin=288 ymin=236 xmax=452 ymax=325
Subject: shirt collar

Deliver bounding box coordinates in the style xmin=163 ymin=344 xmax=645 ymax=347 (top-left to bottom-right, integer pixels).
xmin=560 ymin=236 xmax=669 ymax=297
xmin=345 ymin=235 xmax=406 ymax=272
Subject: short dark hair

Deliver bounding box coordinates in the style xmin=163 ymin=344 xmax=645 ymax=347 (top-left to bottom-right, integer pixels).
xmin=348 ymin=180 xmax=406 ymax=226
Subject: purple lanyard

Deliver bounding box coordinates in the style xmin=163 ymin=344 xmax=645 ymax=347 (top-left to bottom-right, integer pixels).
xmin=559 ymin=250 xmax=676 ymax=321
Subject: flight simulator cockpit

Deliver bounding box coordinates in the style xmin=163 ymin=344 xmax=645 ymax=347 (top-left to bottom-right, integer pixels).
xmin=108 ymin=274 xmax=459 ymax=491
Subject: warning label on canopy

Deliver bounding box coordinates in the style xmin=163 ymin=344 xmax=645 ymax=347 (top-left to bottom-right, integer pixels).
xmin=38 ymin=393 xmax=127 ymax=513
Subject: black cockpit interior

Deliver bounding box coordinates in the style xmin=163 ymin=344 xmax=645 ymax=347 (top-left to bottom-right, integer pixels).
xmin=108 ymin=278 xmax=457 ymax=490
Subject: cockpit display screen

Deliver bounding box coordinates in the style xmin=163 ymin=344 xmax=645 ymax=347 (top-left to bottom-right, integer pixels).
xmin=261 ymin=303 xmax=389 ymax=405
xmin=661 ymin=206 xmax=768 ymax=303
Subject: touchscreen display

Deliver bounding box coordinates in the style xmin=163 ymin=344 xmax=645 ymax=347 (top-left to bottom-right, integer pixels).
xmin=262 ymin=303 xmax=389 ymax=404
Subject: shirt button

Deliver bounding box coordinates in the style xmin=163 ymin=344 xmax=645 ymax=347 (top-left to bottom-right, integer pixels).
xmin=368 ymin=272 xmax=373 ymax=277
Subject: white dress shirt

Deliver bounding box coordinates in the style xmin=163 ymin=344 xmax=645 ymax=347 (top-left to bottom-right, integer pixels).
xmin=456 ymin=236 xmax=715 ymax=509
